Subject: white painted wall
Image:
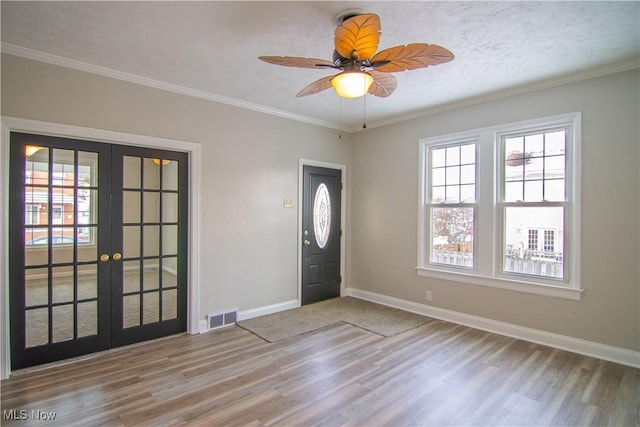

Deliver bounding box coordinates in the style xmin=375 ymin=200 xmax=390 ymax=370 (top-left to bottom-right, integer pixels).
xmin=350 ymin=69 xmax=640 ymax=352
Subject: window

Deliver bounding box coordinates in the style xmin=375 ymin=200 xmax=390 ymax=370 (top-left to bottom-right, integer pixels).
xmin=527 ymin=229 xmax=538 ymax=251
xmin=543 ymin=230 xmax=555 ymax=253
xmin=428 ymin=142 xmax=476 ymax=268
xmin=418 ymin=112 xmax=581 ymax=300
xmin=52 ymin=205 xmax=63 ymax=224
xmin=25 ymin=204 xmax=40 ymax=225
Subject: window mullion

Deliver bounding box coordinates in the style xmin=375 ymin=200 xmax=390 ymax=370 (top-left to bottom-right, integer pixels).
xmin=476 ymin=131 xmax=494 ymax=276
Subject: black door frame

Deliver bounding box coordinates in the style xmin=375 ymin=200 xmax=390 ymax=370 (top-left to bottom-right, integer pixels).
xmin=8 ymin=133 xmax=189 ymax=369
xmin=298 ymin=159 xmax=346 ymax=306
xmin=0 ymin=118 xmax=201 ymax=378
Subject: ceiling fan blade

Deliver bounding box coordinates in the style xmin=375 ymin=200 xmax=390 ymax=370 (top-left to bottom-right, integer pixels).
xmin=259 ymin=56 xmax=338 ymax=69
xmin=296 ymin=75 xmax=335 ymax=97
xmin=370 ymin=43 xmax=454 ymax=72
xmin=368 ymin=71 xmax=397 ymax=98
xmin=334 ymin=13 xmax=381 ymax=61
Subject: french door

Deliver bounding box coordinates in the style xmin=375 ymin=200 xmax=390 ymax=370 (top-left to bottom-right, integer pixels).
xmin=9 ymin=132 xmax=188 ymax=370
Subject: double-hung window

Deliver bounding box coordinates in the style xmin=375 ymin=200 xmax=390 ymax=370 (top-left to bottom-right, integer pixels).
xmin=418 ymin=112 xmax=582 ymax=300
xmin=427 ymin=141 xmax=477 ymax=268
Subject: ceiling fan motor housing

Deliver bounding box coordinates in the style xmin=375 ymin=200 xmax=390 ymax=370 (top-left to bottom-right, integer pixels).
xmin=333 ymin=9 xmax=366 ymax=25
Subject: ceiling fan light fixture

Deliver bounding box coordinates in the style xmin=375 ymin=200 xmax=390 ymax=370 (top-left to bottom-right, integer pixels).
xmin=331 ymin=71 xmax=373 ymax=98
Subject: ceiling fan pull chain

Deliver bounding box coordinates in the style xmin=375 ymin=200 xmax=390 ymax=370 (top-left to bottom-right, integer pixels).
xmin=362 ymin=94 xmax=367 ymax=129
xmin=339 ymin=97 xmax=343 ymax=139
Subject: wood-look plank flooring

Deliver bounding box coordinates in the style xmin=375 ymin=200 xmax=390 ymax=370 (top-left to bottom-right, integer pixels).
xmin=1 ymin=319 xmax=638 ymax=426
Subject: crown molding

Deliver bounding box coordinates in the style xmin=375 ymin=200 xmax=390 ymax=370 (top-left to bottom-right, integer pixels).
xmin=363 ymin=58 xmax=640 ymax=131
xmin=0 ymin=43 xmax=344 ymax=132
xmin=2 ymin=43 xmax=637 ymax=134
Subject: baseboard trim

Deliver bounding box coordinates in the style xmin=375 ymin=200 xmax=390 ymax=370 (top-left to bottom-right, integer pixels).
xmin=238 ymin=299 xmax=299 ymax=321
xmin=346 ymin=288 xmax=640 ymax=369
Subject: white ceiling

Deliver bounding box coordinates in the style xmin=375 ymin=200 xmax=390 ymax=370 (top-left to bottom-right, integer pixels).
xmin=2 ymin=1 xmax=639 ymax=132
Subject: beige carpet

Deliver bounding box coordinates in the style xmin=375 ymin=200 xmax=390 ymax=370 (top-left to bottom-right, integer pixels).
xmin=237 ymin=296 xmax=430 ymax=342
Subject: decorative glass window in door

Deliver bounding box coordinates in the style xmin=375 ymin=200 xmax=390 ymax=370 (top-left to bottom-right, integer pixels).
xmin=313 ymin=183 xmax=331 ymax=248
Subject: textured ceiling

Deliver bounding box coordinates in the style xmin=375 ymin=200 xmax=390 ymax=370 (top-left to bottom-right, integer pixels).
xmin=1 ymin=1 xmax=639 ymax=131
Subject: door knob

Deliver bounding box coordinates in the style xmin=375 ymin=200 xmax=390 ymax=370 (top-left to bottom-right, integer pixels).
xmin=100 ymin=254 xmax=110 ymax=262
xmin=303 ymin=239 xmax=311 ymax=246
xmin=112 ymin=252 xmax=122 ymax=261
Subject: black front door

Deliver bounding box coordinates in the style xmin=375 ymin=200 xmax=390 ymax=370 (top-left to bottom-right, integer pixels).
xmin=9 ymin=132 xmax=188 ymax=370
xmin=301 ymin=166 xmax=342 ymax=305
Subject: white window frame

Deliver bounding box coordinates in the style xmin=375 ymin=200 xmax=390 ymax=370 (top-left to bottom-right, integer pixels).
xmin=424 ymin=139 xmax=479 ymax=272
xmin=417 ymin=112 xmax=582 ymax=301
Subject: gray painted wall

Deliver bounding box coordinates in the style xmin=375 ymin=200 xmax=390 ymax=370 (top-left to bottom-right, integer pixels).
xmin=351 ymin=69 xmax=639 ymax=351
xmin=1 ymin=54 xmax=353 ymax=320
xmin=2 ymin=53 xmax=639 ymax=352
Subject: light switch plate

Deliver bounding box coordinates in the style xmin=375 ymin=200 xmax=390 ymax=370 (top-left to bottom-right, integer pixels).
xmin=283 ymin=197 xmax=295 ymax=208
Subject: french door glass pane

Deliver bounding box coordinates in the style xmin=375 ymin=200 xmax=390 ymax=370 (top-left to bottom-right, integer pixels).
xmin=77 ymin=302 xmax=97 ymax=338
xmin=162 ymin=225 xmax=178 ymax=255
xmin=78 ymin=152 xmax=98 ymax=187
xmin=123 ymin=295 xmax=140 ymax=328
xmin=142 ymin=261 xmax=159 ymax=290
xmin=25 ymin=308 xmax=48 ymax=348
xmin=25 ymin=269 xmax=48 ymax=307
xmin=162 ymin=160 xmax=178 ymax=191
xmin=143 ymin=192 xmax=160 ymax=223
xmin=162 ymin=289 xmax=178 ymax=320
xmin=143 ymin=158 xmax=160 ymax=190
xmin=52 ymin=305 xmax=74 ymax=343
xmin=143 ymin=292 xmax=159 ymax=324
xmin=162 ymin=193 xmax=178 ymax=222
xmin=78 ymin=265 xmax=98 ymax=300
xmin=123 ymin=191 xmax=140 ymax=223
xmin=123 ymin=261 xmax=140 ymax=293
xmin=78 ymin=227 xmax=98 ymax=262
xmin=162 ymin=258 xmax=178 ymax=288
xmin=123 ymin=156 xmax=141 ymax=188
xmin=143 ymin=226 xmax=160 ymax=257
xmin=123 ymin=226 xmax=141 ymax=258
xmin=25 ymin=146 xmax=49 ymax=184
xmin=52 ymin=266 xmax=74 ymax=303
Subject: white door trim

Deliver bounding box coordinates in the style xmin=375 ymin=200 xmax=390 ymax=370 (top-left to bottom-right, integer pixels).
xmin=0 ymin=117 xmax=202 ymax=379
xmin=298 ymin=159 xmax=347 ymax=306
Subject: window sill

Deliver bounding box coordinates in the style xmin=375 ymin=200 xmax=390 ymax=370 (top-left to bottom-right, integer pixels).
xmin=415 ymin=266 xmax=583 ymax=301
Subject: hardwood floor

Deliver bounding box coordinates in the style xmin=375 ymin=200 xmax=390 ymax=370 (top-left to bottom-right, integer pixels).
xmin=2 ymin=318 xmax=638 ymax=426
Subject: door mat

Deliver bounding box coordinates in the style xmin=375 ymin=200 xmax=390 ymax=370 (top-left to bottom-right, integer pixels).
xmin=237 ymin=296 xmax=430 ymax=342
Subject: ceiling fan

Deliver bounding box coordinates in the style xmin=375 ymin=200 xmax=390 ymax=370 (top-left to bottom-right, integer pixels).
xmin=259 ymin=12 xmax=454 ymax=99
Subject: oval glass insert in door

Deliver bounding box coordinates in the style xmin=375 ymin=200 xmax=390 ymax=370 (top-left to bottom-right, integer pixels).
xmin=313 ymin=183 xmax=332 ymax=249
xmin=121 ymin=156 xmax=180 ymax=328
